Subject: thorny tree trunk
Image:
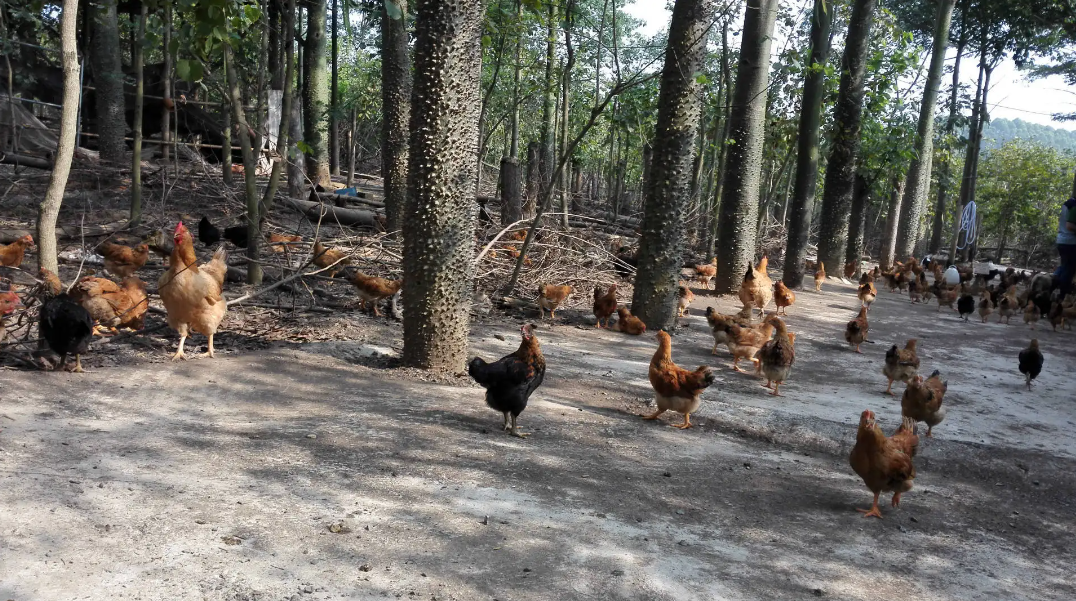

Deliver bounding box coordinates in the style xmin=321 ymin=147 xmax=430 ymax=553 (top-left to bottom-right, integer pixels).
xmin=303 ymin=0 xmax=330 ymax=187
xmin=330 ymin=0 xmax=339 ymax=175
xmin=538 ymin=1 xmax=558 ymax=202
xmin=814 ymin=0 xmax=876 ymax=276
xmin=631 ymin=0 xmax=713 ymax=330
xmin=90 ymin=0 xmax=126 ymax=163
xmin=130 ymin=4 xmax=147 ymax=225
xmin=929 ymin=7 xmax=966 ymax=254
xmin=895 ymin=0 xmax=957 ymax=259
xmin=500 ymin=156 xmax=522 ymax=223
xmin=783 ymin=0 xmax=833 ymax=288
xmin=881 ymin=175 xmax=905 ymax=270
xmin=38 ymin=0 xmax=80 ymax=274
xmin=401 ymin=0 xmax=484 ymax=371
xmin=224 ymin=44 xmax=262 ymax=285
xmin=845 ymin=173 xmax=869 ymax=269
xmin=382 ymin=0 xmax=411 ymax=234
xmin=160 ymin=4 xmax=172 ymax=161
xmin=260 ymin=0 xmax=296 ymax=220
xmin=713 ymin=0 xmax=778 ymax=294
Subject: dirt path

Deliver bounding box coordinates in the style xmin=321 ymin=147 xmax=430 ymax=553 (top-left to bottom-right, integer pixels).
xmin=1 ymin=279 xmax=1074 ymax=600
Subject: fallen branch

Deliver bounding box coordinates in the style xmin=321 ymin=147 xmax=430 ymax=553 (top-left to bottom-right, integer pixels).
xmin=279 ymin=196 xmax=384 ymax=230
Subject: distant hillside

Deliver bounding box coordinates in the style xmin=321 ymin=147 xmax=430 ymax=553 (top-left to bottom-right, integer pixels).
xmin=980 ymin=117 xmax=1076 ymax=152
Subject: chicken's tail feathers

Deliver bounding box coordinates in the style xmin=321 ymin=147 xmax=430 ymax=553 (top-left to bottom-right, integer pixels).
xmin=696 ymin=366 xmax=716 ymax=388
xmin=929 ymin=369 xmax=941 ymax=379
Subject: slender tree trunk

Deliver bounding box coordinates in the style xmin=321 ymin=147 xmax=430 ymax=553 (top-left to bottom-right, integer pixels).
xmin=631 ymin=0 xmax=713 ymax=329
xmin=260 ymin=0 xmax=296 ymax=220
xmin=222 ymin=102 xmax=233 ymax=185
xmin=950 ymin=52 xmax=985 ymax=263
xmin=90 ymin=0 xmax=126 ymax=163
xmin=783 ymin=0 xmax=833 ymax=288
xmin=814 ymin=0 xmax=876 ymax=275
xmin=302 ymin=0 xmax=330 ymax=187
xmin=224 ymin=44 xmax=262 ymax=285
xmin=881 ymin=175 xmax=905 ymax=269
xmin=559 ymin=0 xmax=575 ymax=227
xmin=538 ymin=1 xmax=558 ymax=200
xmin=160 ymin=4 xmax=171 ymax=161
xmin=382 ymin=0 xmax=411 ymax=233
xmin=846 ymin=173 xmax=869 ymax=268
xmin=713 ymin=0 xmax=778 ymax=294
xmin=38 ymin=0 xmax=80 ymax=273
xmin=509 ymin=0 xmax=522 ymax=160
xmin=330 ymin=0 xmax=339 ymax=175
xmin=524 ymin=141 xmax=540 ymax=218
xmin=929 ymin=9 xmax=965 ymax=254
xmin=269 ymin=0 xmax=283 ymax=89
xmin=401 ymin=0 xmax=485 ymax=370
xmin=347 ymin=106 xmax=357 ymax=187
xmin=707 ymin=19 xmax=732 ymax=260
xmin=129 ymin=4 xmax=146 ymax=225
xmin=895 ymin=0 xmax=956 ymax=258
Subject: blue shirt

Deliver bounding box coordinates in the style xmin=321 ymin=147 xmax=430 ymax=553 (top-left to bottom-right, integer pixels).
xmin=1059 ymin=199 xmax=1076 ymax=245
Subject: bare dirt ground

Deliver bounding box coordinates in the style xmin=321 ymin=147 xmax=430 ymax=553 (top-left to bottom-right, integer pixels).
xmin=2 ymin=272 xmax=1075 ymax=600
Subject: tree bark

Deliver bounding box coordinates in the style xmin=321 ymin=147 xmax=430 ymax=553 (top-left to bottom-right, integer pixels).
xmin=846 ymin=172 xmax=869 ymax=268
xmin=302 ymin=0 xmax=330 ymax=187
xmin=814 ymin=0 xmax=876 ymax=276
xmin=90 ymin=0 xmax=126 ymax=163
xmin=707 ymin=19 xmax=732 ymax=260
xmin=499 ymin=156 xmax=522 ymax=224
xmin=38 ymin=0 xmax=81 ymax=274
xmin=382 ymin=0 xmax=411 ymax=234
xmin=221 ymin=101 xmax=233 ymax=185
xmin=881 ymin=175 xmax=905 ymax=270
xmin=224 ymin=43 xmax=262 ymax=285
xmin=631 ymin=0 xmax=712 ymax=330
xmin=559 ymin=0 xmax=575 ymax=227
xmin=401 ymin=0 xmax=484 ymax=370
xmin=129 ymin=4 xmax=146 ymax=225
xmin=782 ymin=0 xmax=833 ymax=288
xmin=160 ymin=4 xmax=172 ymax=161
xmin=524 ymin=140 xmax=540 ymax=218
xmin=713 ymin=0 xmax=778 ymax=294
xmin=330 ymin=0 xmax=339 ymax=175
xmin=895 ymin=0 xmax=956 ymax=259
xmin=260 ymin=0 xmax=296 ymax=221
xmin=538 ymin=1 xmax=558 ymax=199
xmin=929 ymin=9 xmax=965 ymax=254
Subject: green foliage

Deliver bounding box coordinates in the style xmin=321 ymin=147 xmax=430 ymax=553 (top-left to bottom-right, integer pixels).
xmin=981 ymin=118 xmax=1076 ymax=153
xmin=976 ymin=139 xmax=1075 ymax=257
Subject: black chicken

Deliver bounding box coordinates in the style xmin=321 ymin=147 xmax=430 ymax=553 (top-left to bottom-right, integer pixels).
xmin=199 ymin=216 xmax=249 ymax=248
xmin=467 ymin=323 xmax=545 ymax=438
xmin=1018 ymin=339 xmax=1043 ymax=391
xmin=37 ymin=268 xmax=94 ymax=373
xmin=957 ymin=292 xmax=975 ymax=321
xmin=198 ymin=216 xmax=221 ymax=246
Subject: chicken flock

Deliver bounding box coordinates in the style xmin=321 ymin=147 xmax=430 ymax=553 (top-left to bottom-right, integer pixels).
xmin=1 ymin=226 xmax=1070 ymax=520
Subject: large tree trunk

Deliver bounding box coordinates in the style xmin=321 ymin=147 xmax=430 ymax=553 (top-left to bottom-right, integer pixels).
xmin=38 ymin=0 xmax=81 ymax=274
xmin=814 ymin=0 xmax=876 ymax=275
xmin=524 ymin=140 xmax=540 ymax=218
xmin=330 ymin=0 xmax=339 ymax=176
xmin=500 ymin=156 xmax=522 ymax=224
xmin=845 ymin=173 xmax=869 ymax=268
xmin=90 ymin=0 xmax=126 ymax=163
xmin=382 ymin=0 xmax=411 ymax=234
xmin=881 ymin=175 xmax=905 ymax=270
xmin=401 ymin=0 xmax=484 ymax=370
xmin=929 ymin=10 xmax=966 ymax=254
xmin=782 ymin=0 xmax=833 ymax=288
xmin=713 ymin=0 xmax=778 ymax=294
xmin=895 ymin=0 xmax=957 ymax=259
xmin=302 ymin=0 xmax=330 ymax=188
xmin=632 ymin=0 xmax=713 ymax=329
xmin=129 ymin=4 xmax=146 ymax=225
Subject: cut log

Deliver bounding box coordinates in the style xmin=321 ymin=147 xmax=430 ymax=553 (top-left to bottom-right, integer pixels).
xmin=280 ymin=197 xmax=385 ymax=230
xmin=0 ymin=220 xmax=128 ymax=244
xmin=0 ymin=152 xmax=52 ymax=170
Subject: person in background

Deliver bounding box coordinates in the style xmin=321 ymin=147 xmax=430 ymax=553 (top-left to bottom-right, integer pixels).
xmin=1057 ymin=196 xmax=1076 ymax=297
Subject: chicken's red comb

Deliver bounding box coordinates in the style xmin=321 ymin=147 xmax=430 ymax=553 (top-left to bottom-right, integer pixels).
xmin=174 ymin=221 xmax=186 ymax=234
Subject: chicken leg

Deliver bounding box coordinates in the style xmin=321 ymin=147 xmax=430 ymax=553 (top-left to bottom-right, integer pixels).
xmin=770 ymin=382 xmax=782 ymax=397
xmin=172 ymin=333 xmax=189 ymax=361
xmin=671 ymin=413 xmax=693 ymax=429
xmin=857 ymin=492 xmax=883 ymax=519
xmin=502 ymin=412 xmax=511 ymax=432
xmin=642 ymin=408 xmax=666 ymax=421
xmin=206 ymin=333 xmax=217 ymax=358
xmin=509 ymin=414 xmax=528 ymax=438
xmin=885 ymin=379 xmax=895 ymax=395
xmin=891 ymin=492 xmax=903 ymax=507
